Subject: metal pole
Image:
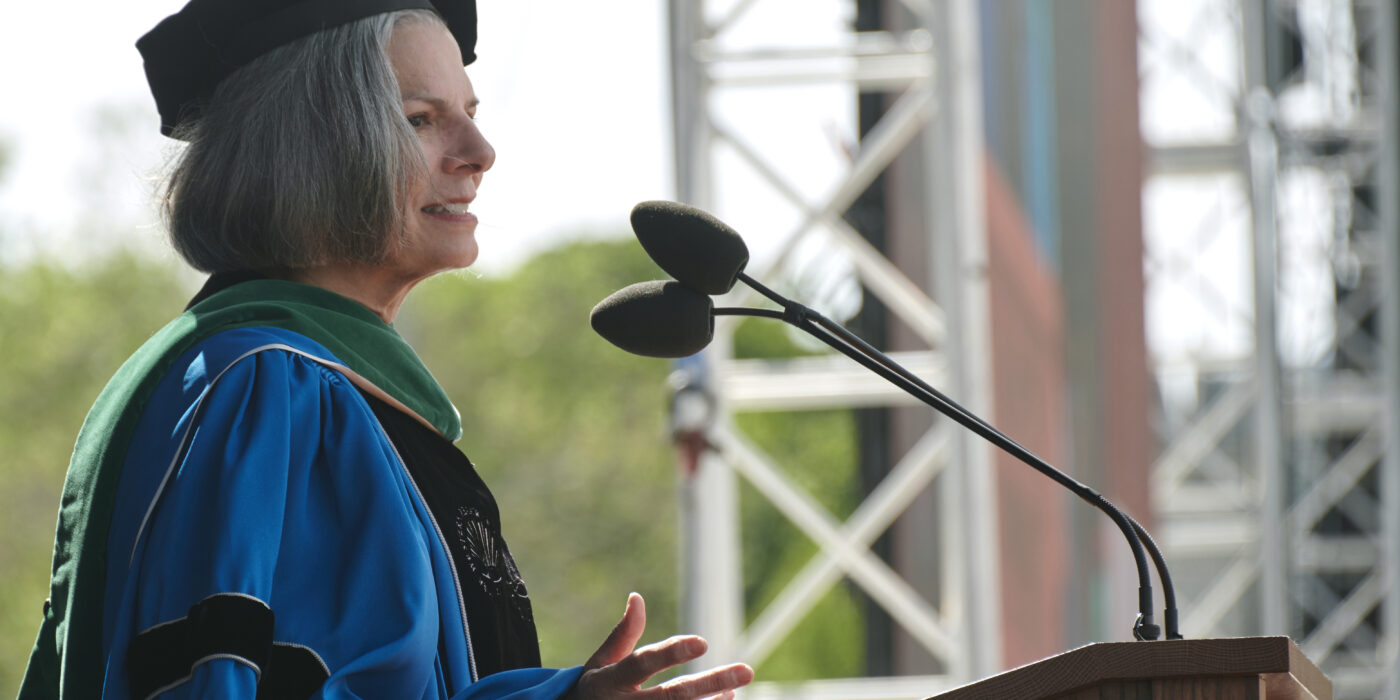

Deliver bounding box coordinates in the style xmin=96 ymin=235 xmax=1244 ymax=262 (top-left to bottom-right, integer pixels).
xmin=668 ymin=0 xmax=705 ymax=207
xmin=1240 ymin=0 xmax=1289 ymax=638
xmin=925 ymin=0 xmax=1002 ymax=678
xmin=1376 ymin=0 xmax=1400 ymax=695
xmin=668 ymin=0 xmax=742 ymax=666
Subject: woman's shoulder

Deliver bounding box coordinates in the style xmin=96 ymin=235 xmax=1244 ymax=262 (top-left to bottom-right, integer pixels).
xmin=174 ymin=326 xmax=352 ymax=392
xmin=184 ymin=325 xmax=347 ymax=372
xmin=94 ymin=321 xmax=353 ymax=427
xmin=122 ymin=326 xmax=355 ymax=424
xmin=128 ymin=327 xmax=371 ymax=468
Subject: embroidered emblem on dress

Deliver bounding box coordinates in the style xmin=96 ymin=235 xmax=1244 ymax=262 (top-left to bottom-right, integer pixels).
xmin=454 ymin=506 xmax=533 ymax=622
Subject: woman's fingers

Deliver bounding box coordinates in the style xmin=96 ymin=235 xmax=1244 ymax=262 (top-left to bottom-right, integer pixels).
xmin=648 ymin=662 xmax=754 ymax=700
xmin=585 ymin=592 xmax=648 ymax=670
xmin=609 ymin=635 xmax=709 ymax=687
xmin=572 ymin=592 xmax=754 ymax=700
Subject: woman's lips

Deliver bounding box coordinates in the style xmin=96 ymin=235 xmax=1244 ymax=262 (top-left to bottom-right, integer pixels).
xmin=421 ymin=202 xmax=477 ymax=223
xmin=421 ymin=202 xmax=471 ymax=215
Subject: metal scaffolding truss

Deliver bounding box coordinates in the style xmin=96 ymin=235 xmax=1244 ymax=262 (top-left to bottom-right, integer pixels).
xmin=1139 ymin=0 xmax=1400 ymax=697
xmin=667 ymin=0 xmax=999 ymax=696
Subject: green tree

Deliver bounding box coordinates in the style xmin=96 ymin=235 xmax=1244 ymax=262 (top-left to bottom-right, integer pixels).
xmin=0 ymin=254 xmax=193 ymax=694
xmin=1 ymin=238 xmax=866 ymax=693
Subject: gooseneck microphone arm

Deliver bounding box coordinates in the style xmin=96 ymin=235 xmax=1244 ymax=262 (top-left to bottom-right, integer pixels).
xmin=618 ymin=199 xmax=1180 ymax=640
xmin=723 ymin=271 xmax=1181 ymax=642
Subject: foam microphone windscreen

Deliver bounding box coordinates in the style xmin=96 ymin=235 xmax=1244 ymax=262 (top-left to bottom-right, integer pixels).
xmin=630 ymin=201 xmax=750 ymax=295
xmin=590 ymin=280 xmax=716 ymax=358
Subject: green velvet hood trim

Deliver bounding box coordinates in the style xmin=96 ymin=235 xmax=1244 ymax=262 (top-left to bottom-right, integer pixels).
xmin=20 ymin=279 xmax=459 ymax=700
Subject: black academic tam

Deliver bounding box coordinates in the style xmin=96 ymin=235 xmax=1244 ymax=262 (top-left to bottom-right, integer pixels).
xmin=137 ymin=0 xmax=477 ymax=137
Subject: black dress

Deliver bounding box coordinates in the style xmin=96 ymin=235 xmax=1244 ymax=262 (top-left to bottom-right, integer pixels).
xmin=361 ymin=390 xmax=542 ymax=677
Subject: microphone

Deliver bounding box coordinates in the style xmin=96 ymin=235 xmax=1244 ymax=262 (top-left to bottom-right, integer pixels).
xmin=590 ymin=280 xmax=716 ymax=358
xmin=630 ymin=201 xmax=750 ymax=295
xmin=600 ymin=201 xmax=1182 ymax=642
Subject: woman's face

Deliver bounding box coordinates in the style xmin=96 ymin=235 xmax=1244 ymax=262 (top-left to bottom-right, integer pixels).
xmin=386 ymin=20 xmax=495 ymax=279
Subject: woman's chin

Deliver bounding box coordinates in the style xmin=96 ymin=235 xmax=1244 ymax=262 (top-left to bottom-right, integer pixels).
xmin=393 ymin=220 xmax=479 ymax=278
xmin=449 ymin=240 xmax=479 ymax=270
xmin=430 ymin=244 xmax=478 ymax=276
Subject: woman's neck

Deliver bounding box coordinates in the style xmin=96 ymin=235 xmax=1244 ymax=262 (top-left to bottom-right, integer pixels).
xmin=283 ymin=264 xmax=422 ymax=323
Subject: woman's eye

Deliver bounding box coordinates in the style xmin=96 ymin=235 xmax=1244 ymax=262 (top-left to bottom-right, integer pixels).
xmin=406 ymin=114 xmax=428 ymax=128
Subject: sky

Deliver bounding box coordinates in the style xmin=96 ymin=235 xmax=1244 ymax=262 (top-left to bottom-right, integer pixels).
xmin=0 ymin=1 xmax=677 ymax=274
xmin=0 ymin=0 xmax=1335 ymax=369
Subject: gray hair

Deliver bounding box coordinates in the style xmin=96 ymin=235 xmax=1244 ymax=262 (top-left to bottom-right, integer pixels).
xmin=162 ymin=9 xmax=443 ymax=273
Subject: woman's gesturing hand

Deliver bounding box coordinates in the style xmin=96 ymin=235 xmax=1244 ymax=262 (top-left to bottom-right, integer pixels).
xmin=568 ymin=593 xmax=754 ymax=700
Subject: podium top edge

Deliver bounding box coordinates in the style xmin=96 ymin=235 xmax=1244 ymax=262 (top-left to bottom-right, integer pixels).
xmin=929 ymin=636 xmax=1331 ymax=700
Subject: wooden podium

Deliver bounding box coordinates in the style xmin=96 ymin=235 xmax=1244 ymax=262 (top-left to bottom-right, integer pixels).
xmin=928 ymin=637 xmax=1330 ymax=700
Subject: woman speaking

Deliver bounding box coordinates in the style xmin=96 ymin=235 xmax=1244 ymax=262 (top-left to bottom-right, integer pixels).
xmin=19 ymin=2 xmax=752 ymax=699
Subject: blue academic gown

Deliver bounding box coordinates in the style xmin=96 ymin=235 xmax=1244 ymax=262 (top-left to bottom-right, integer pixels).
xmin=95 ymin=326 xmax=582 ymax=699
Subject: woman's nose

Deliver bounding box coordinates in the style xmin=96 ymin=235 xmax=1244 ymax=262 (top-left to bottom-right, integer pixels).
xmin=445 ymin=120 xmax=495 ymax=176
